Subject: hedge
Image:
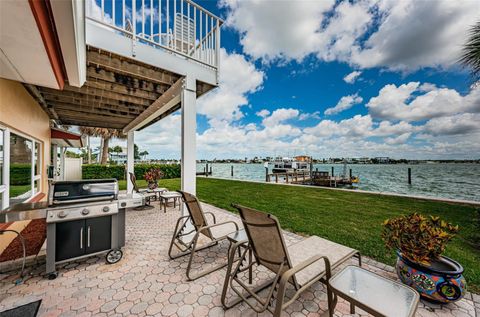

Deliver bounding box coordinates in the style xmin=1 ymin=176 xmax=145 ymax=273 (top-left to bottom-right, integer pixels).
xmin=10 ymin=163 xmax=32 ymax=185
xmin=82 ymin=164 xmax=181 ymax=181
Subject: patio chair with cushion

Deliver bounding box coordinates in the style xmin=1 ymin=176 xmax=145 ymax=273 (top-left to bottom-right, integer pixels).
xmin=129 ymin=172 xmax=157 ymax=209
xmin=221 ymin=204 xmax=361 ymax=317
xmin=168 ymin=191 xmax=240 ymax=280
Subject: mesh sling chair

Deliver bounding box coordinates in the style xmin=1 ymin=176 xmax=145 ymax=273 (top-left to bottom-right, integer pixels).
xmin=221 ymin=205 xmax=361 ymax=317
xmin=168 ymin=191 xmax=240 ymax=280
xmin=129 ymin=172 xmax=156 ymax=209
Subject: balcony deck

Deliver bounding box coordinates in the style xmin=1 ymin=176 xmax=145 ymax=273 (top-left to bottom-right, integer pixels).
xmin=0 ymin=203 xmax=477 ymax=317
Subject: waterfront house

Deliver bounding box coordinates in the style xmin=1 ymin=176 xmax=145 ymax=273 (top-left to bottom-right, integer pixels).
xmin=1 ymin=0 xmax=221 ymax=208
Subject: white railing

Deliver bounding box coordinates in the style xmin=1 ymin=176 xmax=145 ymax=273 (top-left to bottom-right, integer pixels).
xmin=86 ymin=0 xmax=222 ymax=70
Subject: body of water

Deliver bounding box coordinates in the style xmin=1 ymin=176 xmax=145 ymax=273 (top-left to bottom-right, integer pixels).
xmin=197 ymin=163 xmax=480 ymax=202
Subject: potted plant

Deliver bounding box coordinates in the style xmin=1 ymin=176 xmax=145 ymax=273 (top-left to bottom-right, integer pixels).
xmin=382 ymin=213 xmax=466 ymax=303
xmin=144 ymin=168 xmax=164 ymax=190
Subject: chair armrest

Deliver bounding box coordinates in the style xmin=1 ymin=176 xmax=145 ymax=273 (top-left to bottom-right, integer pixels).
xmin=275 ymin=254 xmax=332 ymax=315
xmin=284 ymin=254 xmax=332 ymax=283
xmin=204 ymin=211 xmax=217 ymax=224
xmin=198 ymin=220 xmax=239 ymax=236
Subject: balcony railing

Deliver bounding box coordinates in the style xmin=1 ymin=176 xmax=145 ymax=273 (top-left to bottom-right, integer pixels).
xmin=86 ymin=0 xmax=223 ymax=70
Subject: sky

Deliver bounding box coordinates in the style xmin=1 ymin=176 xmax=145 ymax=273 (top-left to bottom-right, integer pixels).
xmin=90 ymin=0 xmax=480 ymax=160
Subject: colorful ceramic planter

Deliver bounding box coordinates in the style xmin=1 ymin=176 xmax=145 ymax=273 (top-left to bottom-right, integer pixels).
xmin=396 ymin=252 xmax=466 ymax=303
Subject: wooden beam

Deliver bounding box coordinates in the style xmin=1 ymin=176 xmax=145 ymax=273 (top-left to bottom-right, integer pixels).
xmin=84 ymin=79 xmax=160 ymax=101
xmin=24 ymin=84 xmax=59 ymax=119
xmin=55 ymin=109 xmax=131 ymax=126
xmin=87 ymin=49 xmax=179 ymax=86
xmin=47 ymin=101 xmax=136 ymax=119
xmin=123 ymin=78 xmax=184 ymax=132
xmin=86 ymin=66 xmax=170 ymax=94
xmin=39 ymin=87 xmax=151 ymax=108
xmin=58 ymin=117 xmax=126 ymax=129
xmin=59 ymin=85 xmax=152 ymax=106
xmin=42 ymin=94 xmax=144 ymax=115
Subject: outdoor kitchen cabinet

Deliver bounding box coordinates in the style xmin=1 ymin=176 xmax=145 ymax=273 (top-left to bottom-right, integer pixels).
xmin=55 ymin=216 xmax=112 ymax=262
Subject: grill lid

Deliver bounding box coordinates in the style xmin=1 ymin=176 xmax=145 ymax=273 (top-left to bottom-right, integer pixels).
xmin=49 ymin=179 xmax=119 ymax=205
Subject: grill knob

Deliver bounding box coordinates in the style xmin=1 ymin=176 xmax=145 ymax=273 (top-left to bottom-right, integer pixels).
xmin=58 ymin=211 xmax=67 ymax=218
xmin=103 ymin=206 xmax=110 ymax=212
xmin=81 ymin=208 xmax=90 ymax=216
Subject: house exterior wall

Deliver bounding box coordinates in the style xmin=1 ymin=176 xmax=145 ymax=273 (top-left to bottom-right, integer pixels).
xmin=0 ymin=78 xmax=51 ymax=200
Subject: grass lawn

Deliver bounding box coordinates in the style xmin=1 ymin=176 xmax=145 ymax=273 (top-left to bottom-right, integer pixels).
xmin=9 ymin=185 xmax=31 ymax=198
xmin=121 ymin=177 xmax=480 ymax=292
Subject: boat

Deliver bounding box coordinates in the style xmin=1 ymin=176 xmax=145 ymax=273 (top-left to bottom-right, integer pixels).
xmin=271 ymin=156 xmax=311 ymax=173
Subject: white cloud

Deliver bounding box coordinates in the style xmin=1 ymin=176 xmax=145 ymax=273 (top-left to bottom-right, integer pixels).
xmin=351 ymin=0 xmax=480 ymax=71
xmin=343 ymin=71 xmax=362 ymax=84
xmin=324 ymin=93 xmax=363 ymax=115
xmin=299 ymin=111 xmax=321 ymax=121
xmin=366 ymin=83 xmax=480 ymax=121
xmin=221 ymin=0 xmax=335 ymax=62
xmin=423 ymin=113 xmax=480 ymax=136
xmin=197 ymin=49 xmax=265 ymax=121
xmin=385 ymin=133 xmax=411 ymax=145
xmin=256 ymin=109 xmax=270 ymax=118
xmin=262 ymin=108 xmax=299 ymax=127
xmin=222 ymin=0 xmax=480 ymax=71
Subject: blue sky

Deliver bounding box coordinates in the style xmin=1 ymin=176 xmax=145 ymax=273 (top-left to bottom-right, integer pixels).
xmin=90 ymin=0 xmax=480 ymax=160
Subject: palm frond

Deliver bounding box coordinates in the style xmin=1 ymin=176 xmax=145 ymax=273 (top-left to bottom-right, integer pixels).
xmin=460 ymin=21 xmax=480 ymax=81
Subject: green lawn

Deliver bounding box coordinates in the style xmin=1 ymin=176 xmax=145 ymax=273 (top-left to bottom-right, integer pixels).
xmin=9 ymin=185 xmax=31 ymax=198
xmin=121 ymin=177 xmax=480 ymax=292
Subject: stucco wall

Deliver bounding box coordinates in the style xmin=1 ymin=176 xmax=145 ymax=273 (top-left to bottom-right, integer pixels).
xmin=0 ymin=78 xmax=51 ymax=198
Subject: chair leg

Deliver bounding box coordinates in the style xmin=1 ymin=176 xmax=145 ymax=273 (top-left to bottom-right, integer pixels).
xmin=326 ymin=284 xmax=334 ymax=317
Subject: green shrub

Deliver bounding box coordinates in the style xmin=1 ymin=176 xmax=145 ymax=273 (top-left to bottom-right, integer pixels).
xmin=10 ymin=163 xmax=32 ymax=185
xmin=82 ymin=164 xmax=181 ymax=181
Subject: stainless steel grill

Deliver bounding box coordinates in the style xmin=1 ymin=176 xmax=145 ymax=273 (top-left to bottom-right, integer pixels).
xmin=1 ymin=179 xmax=143 ymax=280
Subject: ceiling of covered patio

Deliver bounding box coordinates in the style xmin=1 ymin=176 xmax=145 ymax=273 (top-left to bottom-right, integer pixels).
xmin=25 ymin=46 xmax=215 ymax=130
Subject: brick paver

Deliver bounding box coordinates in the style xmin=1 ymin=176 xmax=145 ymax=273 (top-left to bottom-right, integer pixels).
xmin=0 ymin=202 xmax=478 ymax=316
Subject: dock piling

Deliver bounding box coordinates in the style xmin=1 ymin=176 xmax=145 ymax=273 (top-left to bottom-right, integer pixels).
xmin=231 ymin=165 xmax=233 ymax=177
xmin=408 ymin=168 xmax=412 ymax=184
xmin=265 ymin=167 xmax=269 ymax=182
xmin=206 ymin=163 xmax=209 ymax=177
xmin=349 ymin=169 xmax=352 ymax=179
xmin=331 ymin=166 xmax=334 ymax=177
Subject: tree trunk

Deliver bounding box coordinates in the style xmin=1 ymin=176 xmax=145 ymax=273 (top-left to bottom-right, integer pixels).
xmin=101 ymin=137 xmax=110 ymax=165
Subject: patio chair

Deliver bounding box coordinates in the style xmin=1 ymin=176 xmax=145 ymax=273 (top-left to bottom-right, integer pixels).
xmin=129 ymin=172 xmax=156 ymax=209
xmin=168 ymin=191 xmax=240 ymax=280
xmin=222 ymin=204 xmax=361 ymax=317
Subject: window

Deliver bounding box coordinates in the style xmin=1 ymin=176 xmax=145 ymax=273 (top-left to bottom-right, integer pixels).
xmin=0 ymin=129 xmax=4 ymax=209
xmin=9 ymin=133 xmax=33 ymax=204
xmin=33 ymin=142 xmax=41 ymax=195
xmin=0 ymin=128 xmax=42 ymax=208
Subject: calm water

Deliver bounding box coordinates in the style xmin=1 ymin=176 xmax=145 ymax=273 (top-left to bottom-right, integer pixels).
xmin=197 ymin=163 xmax=480 ymax=202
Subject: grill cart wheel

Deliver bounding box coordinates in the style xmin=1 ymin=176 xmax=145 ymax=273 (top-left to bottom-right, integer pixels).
xmin=48 ymin=272 xmax=58 ymax=280
xmin=106 ymin=249 xmax=123 ymax=264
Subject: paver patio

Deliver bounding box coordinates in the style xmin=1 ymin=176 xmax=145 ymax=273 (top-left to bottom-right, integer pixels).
xmin=1 ymin=202 xmax=478 ymax=316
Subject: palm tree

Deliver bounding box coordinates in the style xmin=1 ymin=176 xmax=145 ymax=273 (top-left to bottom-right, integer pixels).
xmin=139 ymin=150 xmax=149 ymax=161
xmin=460 ymin=21 xmax=480 ymax=83
xmin=79 ymin=127 xmax=126 ymax=164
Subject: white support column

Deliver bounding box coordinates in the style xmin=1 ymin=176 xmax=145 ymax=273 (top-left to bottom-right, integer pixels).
xmin=59 ymin=146 xmax=65 ymax=181
xmin=127 ymin=131 xmax=135 ymax=193
xmin=52 ymin=144 xmax=58 ymax=180
xmin=181 ymin=76 xmax=197 ymax=196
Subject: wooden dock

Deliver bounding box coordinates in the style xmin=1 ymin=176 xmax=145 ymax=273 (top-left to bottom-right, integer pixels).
xmin=266 ymin=171 xmax=312 ymax=184
xmin=266 ymin=170 xmax=356 ymax=187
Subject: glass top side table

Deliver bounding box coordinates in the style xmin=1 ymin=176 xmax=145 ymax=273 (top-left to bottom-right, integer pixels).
xmin=329 ymin=265 xmax=419 ymax=317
